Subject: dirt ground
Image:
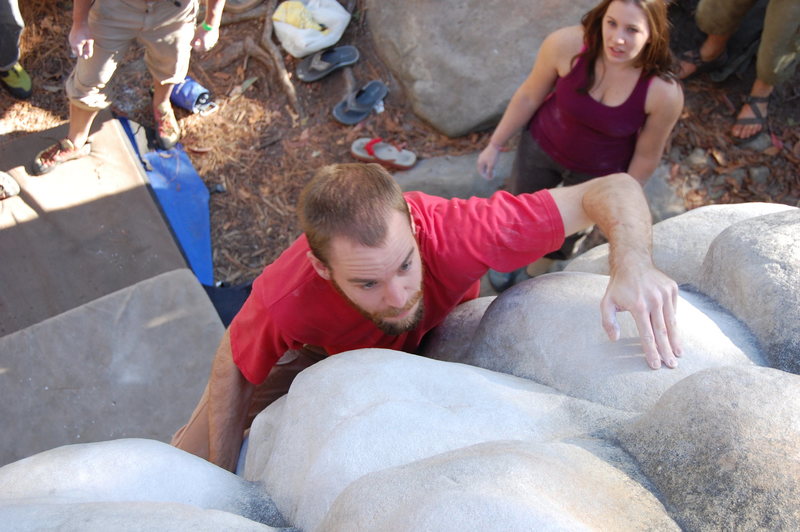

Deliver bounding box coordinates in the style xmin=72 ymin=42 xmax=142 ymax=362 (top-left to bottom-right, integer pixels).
xmin=3 ymin=0 xmax=798 ymax=285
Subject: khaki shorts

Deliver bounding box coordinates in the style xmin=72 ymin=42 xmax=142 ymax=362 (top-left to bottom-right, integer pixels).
xmin=66 ymin=0 xmax=198 ymax=110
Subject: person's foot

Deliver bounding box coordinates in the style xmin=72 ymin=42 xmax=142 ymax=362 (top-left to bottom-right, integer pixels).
xmin=732 ymin=95 xmax=769 ymax=141
xmin=154 ymin=102 xmax=180 ymax=149
xmin=32 ymin=139 xmax=91 ymax=176
xmin=0 ymin=171 xmax=20 ymax=200
xmin=0 ymin=62 xmax=33 ymax=99
xmin=677 ymin=48 xmax=726 ymax=80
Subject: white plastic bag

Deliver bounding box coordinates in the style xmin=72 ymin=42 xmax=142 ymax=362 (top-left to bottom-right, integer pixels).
xmin=273 ymin=0 xmax=351 ymax=58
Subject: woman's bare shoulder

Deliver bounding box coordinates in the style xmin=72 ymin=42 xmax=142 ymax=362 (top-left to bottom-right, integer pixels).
xmin=647 ymin=75 xmax=684 ymax=114
xmin=541 ymin=25 xmax=584 ymax=72
xmin=546 ymin=25 xmax=585 ymax=52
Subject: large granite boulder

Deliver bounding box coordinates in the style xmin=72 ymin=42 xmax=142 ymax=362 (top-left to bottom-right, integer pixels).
xmin=698 ymin=209 xmax=800 ymax=373
xmin=0 ymin=439 xmax=293 ymax=530
xmin=621 ymin=366 xmax=800 ymax=530
xmin=244 ymin=349 xmax=633 ymax=532
xmin=566 ymin=202 xmax=796 ymax=285
xmin=364 ymin=0 xmax=596 ymax=136
xmin=320 ymin=439 xmax=678 ymax=531
xmin=428 ymin=272 xmax=764 ymax=413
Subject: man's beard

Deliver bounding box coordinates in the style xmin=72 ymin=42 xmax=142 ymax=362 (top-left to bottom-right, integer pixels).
xmin=332 ymin=280 xmax=425 ymax=335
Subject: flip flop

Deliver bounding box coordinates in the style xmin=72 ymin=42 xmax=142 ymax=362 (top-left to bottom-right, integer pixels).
xmin=332 ymin=80 xmax=388 ymax=125
xmin=296 ymin=45 xmax=359 ymax=82
xmin=350 ymin=137 xmax=417 ymax=170
xmin=0 ymin=171 xmax=20 ymax=200
xmin=733 ymin=95 xmax=769 ymax=143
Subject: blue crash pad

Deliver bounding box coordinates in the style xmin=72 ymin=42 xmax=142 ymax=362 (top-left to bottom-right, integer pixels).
xmin=118 ymin=117 xmax=214 ymax=286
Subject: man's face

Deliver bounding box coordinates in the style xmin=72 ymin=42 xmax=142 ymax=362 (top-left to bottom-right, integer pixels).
xmin=310 ymin=209 xmax=424 ymax=335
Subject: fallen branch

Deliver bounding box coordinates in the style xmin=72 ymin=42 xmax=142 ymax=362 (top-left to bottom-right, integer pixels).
xmin=220 ymin=4 xmax=269 ymax=25
xmin=259 ymin=0 xmax=304 ymax=119
xmin=224 ymin=0 xmax=265 ymax=14
xmin=200 ymin=41 xmax=246 ymax=72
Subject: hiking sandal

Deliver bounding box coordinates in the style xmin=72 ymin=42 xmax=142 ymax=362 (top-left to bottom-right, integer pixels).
xmin=32 ymin=139 xmax=92 ymax=176
xmin=733 ymin=95 xmax=769 ymax=142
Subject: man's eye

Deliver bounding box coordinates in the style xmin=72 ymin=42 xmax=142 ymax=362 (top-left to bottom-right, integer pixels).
xmin=361 ymin=281 xmax=377 ymax=290
xmin=400 ymin=261 xmax=411 ymax=272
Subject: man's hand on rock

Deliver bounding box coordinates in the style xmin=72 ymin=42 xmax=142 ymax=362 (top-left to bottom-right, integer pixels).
xmin=601 ymin=261 xmax=682 ymax=369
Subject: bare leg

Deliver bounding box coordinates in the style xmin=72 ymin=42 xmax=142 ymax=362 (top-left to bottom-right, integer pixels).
xmin=731 ymin=78 xmax=773 ymax=139
xmin=152 ymin=82 xmax=180 ymax=149
xmin=152 ymin=82 xmax=174 ymax=113
xmin=67 ymin=103 xmax=99 ymax=148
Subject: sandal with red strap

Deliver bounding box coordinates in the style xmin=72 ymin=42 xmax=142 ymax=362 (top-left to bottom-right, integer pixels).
xmin=350 ymin=137 xmax=417 ymax=170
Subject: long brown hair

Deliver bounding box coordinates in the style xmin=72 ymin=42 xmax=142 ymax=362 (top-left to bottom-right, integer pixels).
xmin=578 ymin=0 xmax=677 ymax=92
xmin=298 ymin=163 xmax=410 ymax=265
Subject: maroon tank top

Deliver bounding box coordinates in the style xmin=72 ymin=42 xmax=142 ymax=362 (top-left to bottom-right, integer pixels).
xmin=529 ymin=53 xmax=653 ymax=176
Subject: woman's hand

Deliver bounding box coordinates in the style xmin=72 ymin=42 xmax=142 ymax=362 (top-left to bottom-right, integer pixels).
xmin=477 ymin=143 xmax=501 ymax=180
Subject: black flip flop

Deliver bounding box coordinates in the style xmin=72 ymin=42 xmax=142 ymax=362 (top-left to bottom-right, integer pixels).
xmin=296 ymin=45 xmax=360 ymax=82
xmin=332 ymin=80 xmax=388 ymax=125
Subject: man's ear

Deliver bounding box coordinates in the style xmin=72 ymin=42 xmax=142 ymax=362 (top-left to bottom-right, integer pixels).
xmin=306 ymin=250 xmax=331 ymax=280
xmin=407 ymin=201 xmax=416 ymax=235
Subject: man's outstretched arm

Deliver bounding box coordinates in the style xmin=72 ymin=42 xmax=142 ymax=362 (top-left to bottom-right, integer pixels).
xmin=208 ymin=329 xmax=256 ymax=471
xmin=548 ymin=172 xmax=682 ymax=369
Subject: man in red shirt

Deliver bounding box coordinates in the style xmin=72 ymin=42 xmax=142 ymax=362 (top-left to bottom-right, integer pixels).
xmin=173 ymin=163 xmax=681 ymax=471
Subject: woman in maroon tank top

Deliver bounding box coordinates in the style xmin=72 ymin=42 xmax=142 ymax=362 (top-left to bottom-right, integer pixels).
xmin=478 ymin=0 xmax=683 ymax=287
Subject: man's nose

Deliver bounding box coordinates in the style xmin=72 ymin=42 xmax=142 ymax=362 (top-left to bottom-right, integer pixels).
xmin=384 ymin=278 xmax=409 ymax=308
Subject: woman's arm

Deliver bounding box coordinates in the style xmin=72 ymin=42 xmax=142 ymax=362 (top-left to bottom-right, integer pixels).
xmin=626 ymin=77 xmax=684 ymax=184
xmin=477 ymin=26 xmax=582 ymax=179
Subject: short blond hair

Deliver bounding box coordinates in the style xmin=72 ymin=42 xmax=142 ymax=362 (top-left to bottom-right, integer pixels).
xmin=298 ymin=163 xmax=410 ymax=264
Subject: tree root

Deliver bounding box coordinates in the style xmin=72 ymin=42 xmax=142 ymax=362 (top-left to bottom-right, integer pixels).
xmin=206 ymin=0 xmax=304 ymax=119
xmin=259 ymin=0 xmax=304 ymax=119
xmin=224 ymin=0 xmax=266 ymax=14
xmin=220 ymin=4 xmax=269 ymax=25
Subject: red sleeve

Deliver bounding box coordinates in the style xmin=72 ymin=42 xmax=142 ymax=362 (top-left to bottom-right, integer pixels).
xmin=228 ymin=278 xmax=301 ymax=385
xmin=409 ymin=189 xmax=565 ymax=284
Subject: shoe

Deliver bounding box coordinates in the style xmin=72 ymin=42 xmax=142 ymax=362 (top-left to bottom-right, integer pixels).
xmin=32 ymin=139 xmax=91 ymax=176
xmin=0 ymin=62 xmax=32 ymax=99
xmin=154 ymin=102 xmax=181 ymax=149
xmin=0 ymin=171 xmax=20 ymax=200
xmin=332 ymin=80 xmax=388 ymax=125
xmin=350 ymin=137 xmax=417 ymax=170
xmin=677 ymin=49 xmax=728 ymax=80
xmin=296 ymin=45 xmax=360 ymax=82
xmin=733 ymin=95 xmax=769 ymax=143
